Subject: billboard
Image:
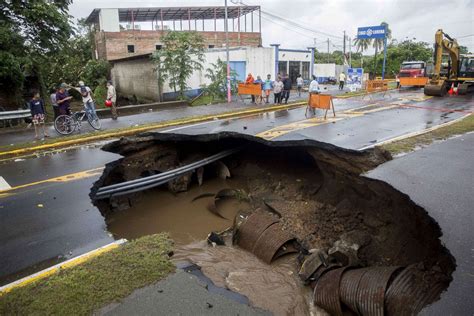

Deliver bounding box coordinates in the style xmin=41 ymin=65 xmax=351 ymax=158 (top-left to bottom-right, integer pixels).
xmin=347 ymin=68 xmax=364 ymax=91
xmin=357 ymin=26 xmax=386 ymax=39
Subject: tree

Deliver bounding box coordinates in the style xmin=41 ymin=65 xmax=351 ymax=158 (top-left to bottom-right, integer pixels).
xmin=372 ymin=22 xmax=392 ymax=75
xmin=354 ymin=38 xmax=371 ymax=53
xmin=152 ymin=31 xmax=205 ymax=100
xmin=203 ymin=58 xmax=238 ymax=101
xmin=0 ymin=1 xmax=73 ymax=105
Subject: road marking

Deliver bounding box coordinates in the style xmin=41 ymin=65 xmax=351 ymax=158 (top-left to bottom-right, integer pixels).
xmin=0 ymin=239 xmax=127 ymax=295
xmin=0 ymin=167 xmax=104 ymax=195
xmin=0 ymin=176 xmax=11 ymax=190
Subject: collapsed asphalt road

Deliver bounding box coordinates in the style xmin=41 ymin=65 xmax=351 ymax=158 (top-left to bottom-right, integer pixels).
xmin=89 ymin=132 xmax=460 ymax=315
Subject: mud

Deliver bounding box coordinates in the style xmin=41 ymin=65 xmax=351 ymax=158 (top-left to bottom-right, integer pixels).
xmin=91 ymin=132 xmax=455 ymax=315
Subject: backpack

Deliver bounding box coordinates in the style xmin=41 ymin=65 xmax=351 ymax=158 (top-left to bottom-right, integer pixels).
xmin=80 ymin=86 xmax=89 ymax=97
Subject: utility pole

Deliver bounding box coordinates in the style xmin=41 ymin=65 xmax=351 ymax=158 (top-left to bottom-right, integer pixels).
xmin=225 ymin=0 xmax=231 ymax=103
xmin=349 ymin=37 xmax=352 ymax=67
xmin=327 ymin=38 xmax=330 ymax=63
xmin=343 ymin=31 xmax=346 ymax=65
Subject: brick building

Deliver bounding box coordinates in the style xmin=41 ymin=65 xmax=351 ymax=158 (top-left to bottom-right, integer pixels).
xmin=85 ymin=6 xmax=263 ymax=61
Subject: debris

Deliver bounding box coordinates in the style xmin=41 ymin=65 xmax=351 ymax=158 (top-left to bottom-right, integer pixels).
xmin=207 ymin=202 xmax=229 ymax=220
xmin=215 ymin=161 xmax=231 ymax=179
xmin=196 ymin=167 xmax=204 ymax=186
xmin=263 ymin=200 xmax=282 ymax=218
xmin=207 ymin=231 xmax=226 ymax=246
xmin=298 ymin=250 xmax=327 ymax=282
xmin=206 ymin=302 xmax=213 ymax=308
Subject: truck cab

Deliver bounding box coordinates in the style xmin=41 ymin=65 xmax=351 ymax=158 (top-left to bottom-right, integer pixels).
xmin=398 ymin=61 xmax=429 ymax=87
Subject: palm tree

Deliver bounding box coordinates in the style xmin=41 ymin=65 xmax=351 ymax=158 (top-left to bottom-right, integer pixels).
xmin=354 ymin=38 xmax=371 ymax=68
xmin=372 ymin=22 xmax=392 ymax=76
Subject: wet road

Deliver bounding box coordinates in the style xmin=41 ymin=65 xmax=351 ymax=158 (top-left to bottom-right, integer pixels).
xmin=368 ymin=133 xmax=474 ymax=315
xmin=0 ymin=89 xmax=473 ymax=283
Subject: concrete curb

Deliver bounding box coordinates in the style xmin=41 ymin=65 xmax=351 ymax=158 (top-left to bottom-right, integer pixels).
xmin=0 ymin=102 xmax=306 ymax=159
xmin=0 ymin=239 xmax=127 ymax=296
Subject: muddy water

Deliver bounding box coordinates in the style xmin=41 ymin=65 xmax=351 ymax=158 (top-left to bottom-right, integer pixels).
xmin=173 ymin=241 xmax=316 ymax=316
xmin=106 ymin=176 xmax=316 ymax=315
xmin=107 ymin=177 xmax=248 ymax=244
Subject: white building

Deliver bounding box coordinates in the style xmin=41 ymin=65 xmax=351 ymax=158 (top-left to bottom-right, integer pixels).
xmin=110 ymin=45 xmax=314 ymax=102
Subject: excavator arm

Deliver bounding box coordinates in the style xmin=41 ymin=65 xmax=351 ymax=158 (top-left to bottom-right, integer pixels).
xmin=425 ymin=29 xmax=460 ymax=96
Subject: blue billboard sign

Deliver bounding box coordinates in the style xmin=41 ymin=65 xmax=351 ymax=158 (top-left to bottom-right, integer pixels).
xmin=357 ymin=26 xmax=386 ymax=39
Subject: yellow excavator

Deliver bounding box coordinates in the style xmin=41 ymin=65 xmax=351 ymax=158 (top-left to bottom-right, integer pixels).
xmin=424 ymin=29 xmax=474 ymax=96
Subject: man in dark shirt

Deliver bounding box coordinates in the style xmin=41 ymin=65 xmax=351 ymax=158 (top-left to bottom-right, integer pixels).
xmin=56 ymin=83 xmax=72 ymax=115
xmin=282 ymin=74 xmax=292 ymax=104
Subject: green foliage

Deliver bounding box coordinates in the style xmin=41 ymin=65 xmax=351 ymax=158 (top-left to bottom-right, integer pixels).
xmin=202 ymin=58 xmax=237 ymax=100
xmin=152 ymin=31 xmax=205 ymax=100
xmin=82 ymin=60 xmax=110 ymax=89
xmin=459 ymin=46 xmax=470 ymax=54
xmin=93 ymin=80 xmax=108 ymax=108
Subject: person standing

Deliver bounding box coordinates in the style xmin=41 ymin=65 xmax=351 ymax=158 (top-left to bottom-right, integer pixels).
xmin=296 ymin=74 xmax=304 ymax=97
xmin=282 ymin=74 xmax=292 ymax=104
xmin=254 ymin=75 xmax=264 ymax=104
xmin=50 ymin=88 xmax=60 ymax=120
xmin=309 ymin=75 xmax=320 ymax=93
xmin=273 ymin=76 xmax=284 ymax=104
xmin=56 ymin=83 xmax=72 ymax=116
xmin=29 ymin=92 xmax=49 ymax=140
xmin=262 ymin=74 xmax=273 ymax=104
xmin=245 ymin=73 xmax=256 ymax=103
xmin=339 ymin=72 xmax=346 ymax=90
xmin=106 ymin=80 xmax=118 ymax=120
xmin=70 ymin=81 xmax=97 ymax=118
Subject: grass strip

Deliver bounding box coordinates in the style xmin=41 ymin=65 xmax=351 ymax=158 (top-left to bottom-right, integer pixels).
xmin=0 ymin=234 xmax=175 ymax=315
xmin=380 ymin=114 xmax=474 ymax=155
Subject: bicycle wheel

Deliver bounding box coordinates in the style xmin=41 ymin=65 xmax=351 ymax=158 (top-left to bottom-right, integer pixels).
xmin=87 ymin=112 xmax=101 ymax=130
xmin=54 ymin=115 xmax=75 ymax=135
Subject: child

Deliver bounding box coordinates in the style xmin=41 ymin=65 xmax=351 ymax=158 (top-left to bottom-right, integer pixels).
xmin=29 ymin=92 xmax=49 ymax=140
xmin=262 ymin=74 xmax=273 ymax=104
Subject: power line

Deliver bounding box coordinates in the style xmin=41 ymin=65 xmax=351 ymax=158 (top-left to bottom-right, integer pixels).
xmin=457 ymin=34 xmax=474 ymax=39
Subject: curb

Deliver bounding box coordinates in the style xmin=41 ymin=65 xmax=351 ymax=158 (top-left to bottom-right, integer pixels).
xmin=0 ymin=102 xmax=306 ymax=159
xmin=0 ymin=239 xmax=127 ymax=295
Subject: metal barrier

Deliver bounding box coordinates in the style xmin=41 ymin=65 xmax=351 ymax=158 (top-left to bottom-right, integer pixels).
xmin=94 ymin=147 xmax=241 ymax=199
xmin=0 ymin=109 xmax=31 ymax=121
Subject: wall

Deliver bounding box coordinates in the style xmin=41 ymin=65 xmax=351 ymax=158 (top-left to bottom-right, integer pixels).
xmin=314 ymin=64 xmax=336 ymax=77
xmin=96 ymin=30 xmax=262 ymax=61
xmin=111 ymin=57 xmax=159 ymax=102
xmin=99 ymin=9 xmax=120 ymax=32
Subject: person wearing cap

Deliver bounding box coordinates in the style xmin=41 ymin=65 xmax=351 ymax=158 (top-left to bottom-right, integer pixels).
xmin=106 ymin=80 xmax=118 ymax=120
xmin=55 ymin=83 xmax=73 ymax=116
xmin=69 ymin=81 xmax=97 ymax=119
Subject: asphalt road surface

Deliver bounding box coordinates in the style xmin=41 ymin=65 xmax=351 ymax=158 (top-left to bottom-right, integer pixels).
xmin=0 ymin=90 xmax=472 ymax=289
xmin=368 ymin=133 xmax=474 ymax=315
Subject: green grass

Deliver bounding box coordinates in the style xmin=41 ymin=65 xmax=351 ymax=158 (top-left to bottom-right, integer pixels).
xmin=0 ymin=234 xmax=175 ymax=315
xmin=190 ymin=95 xmax=225 ymax=106
xmin=381 ymin=114 xmax=474 ymax=155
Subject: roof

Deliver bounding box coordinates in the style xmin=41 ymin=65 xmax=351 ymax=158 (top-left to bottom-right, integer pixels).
xmin=86 ymin=6 xmax=260 ymax=24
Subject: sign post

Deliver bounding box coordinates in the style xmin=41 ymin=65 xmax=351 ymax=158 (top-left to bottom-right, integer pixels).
xmin=357 ymin=25 xmax=387 ymax=79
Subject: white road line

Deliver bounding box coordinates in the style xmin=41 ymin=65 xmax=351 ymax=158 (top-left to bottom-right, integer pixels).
xmin=0 ymin=176 xmax=11 ymax=190
xmin=160 ymin=120 xmax=220 ymax=133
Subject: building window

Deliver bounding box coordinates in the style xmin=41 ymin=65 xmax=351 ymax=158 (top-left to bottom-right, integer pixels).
xmin=278 ymin=61 xmax=288 ymax=76
xmin=127 ymin=45 xmax=135 ymax=53
xmin=155 ymin=45 xmax=162 ymax=50
xmin=302 ymin=62 xmax=310 ymax=80
xmin=208 ymin=45 xmax=215 ymax=49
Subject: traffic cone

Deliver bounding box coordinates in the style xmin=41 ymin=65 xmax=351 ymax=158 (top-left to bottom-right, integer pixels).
xmin=448 ymin=83 xmax=454 ymax=95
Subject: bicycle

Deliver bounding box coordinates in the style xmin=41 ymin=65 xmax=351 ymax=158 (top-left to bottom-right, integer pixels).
xmin=54 ymin=107 xmax=101 ymax=135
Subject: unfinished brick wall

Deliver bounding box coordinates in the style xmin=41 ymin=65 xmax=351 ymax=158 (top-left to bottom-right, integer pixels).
xmin=95 ymin=30 xmax=262 ymax=61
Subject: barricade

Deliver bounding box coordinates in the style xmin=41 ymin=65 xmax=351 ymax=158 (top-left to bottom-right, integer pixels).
xmin=306 ymin=93 xmax=335 ymax=119
xmin=238 ymin=83 xmax=263 ymax=104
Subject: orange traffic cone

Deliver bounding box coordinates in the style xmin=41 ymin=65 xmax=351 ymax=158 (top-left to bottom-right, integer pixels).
xmin=448 ymin=83 xmax=454 ymax=95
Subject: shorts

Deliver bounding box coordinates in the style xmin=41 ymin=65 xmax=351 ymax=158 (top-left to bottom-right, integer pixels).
xmin=32 ymin=113 xmax=45 ymax=125
xmin=265 ymin=89 xmax=271 ymax=96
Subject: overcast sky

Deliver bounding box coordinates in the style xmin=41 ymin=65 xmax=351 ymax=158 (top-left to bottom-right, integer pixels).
xmin=70 ymin=0 xmax=474 ymax=53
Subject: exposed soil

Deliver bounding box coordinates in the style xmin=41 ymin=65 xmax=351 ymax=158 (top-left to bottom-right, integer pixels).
xmin=91 ymin=132 xmax=455 ymax=315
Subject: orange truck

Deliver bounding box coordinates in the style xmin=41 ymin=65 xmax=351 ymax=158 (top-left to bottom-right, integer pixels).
xmin=398 ymin=61 xmax=429 ymax=87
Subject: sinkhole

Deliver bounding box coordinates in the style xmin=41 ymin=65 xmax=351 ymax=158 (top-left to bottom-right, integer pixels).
xmin=90 ymin=132 xmax=455 ymax=316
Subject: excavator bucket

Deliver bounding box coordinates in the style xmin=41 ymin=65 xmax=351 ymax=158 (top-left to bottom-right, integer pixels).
xmin=424 ymin=81 xmax=447 ymax=96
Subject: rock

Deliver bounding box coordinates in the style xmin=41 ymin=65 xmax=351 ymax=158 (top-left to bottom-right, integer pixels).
xmin=207 ymin=231 xmax=225 ymax=246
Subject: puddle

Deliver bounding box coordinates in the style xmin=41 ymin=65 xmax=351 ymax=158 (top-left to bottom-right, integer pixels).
xmin=91 ymin=132 xmax=456 ymax=315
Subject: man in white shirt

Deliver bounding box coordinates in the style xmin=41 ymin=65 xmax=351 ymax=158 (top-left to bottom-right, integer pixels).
xmin=309 ymin=75 xmax=320 ymax=93
xmin=70 ymin=81 xmax=97 ymax=118
xmin=339 ymin=72 xmax=346 ymax=90
xmin=106 ymin=80 xmax=118 ymax=120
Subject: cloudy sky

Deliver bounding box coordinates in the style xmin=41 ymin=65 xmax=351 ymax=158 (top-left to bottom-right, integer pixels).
xmin=70 ymin=0 xmax=474 ymax=53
